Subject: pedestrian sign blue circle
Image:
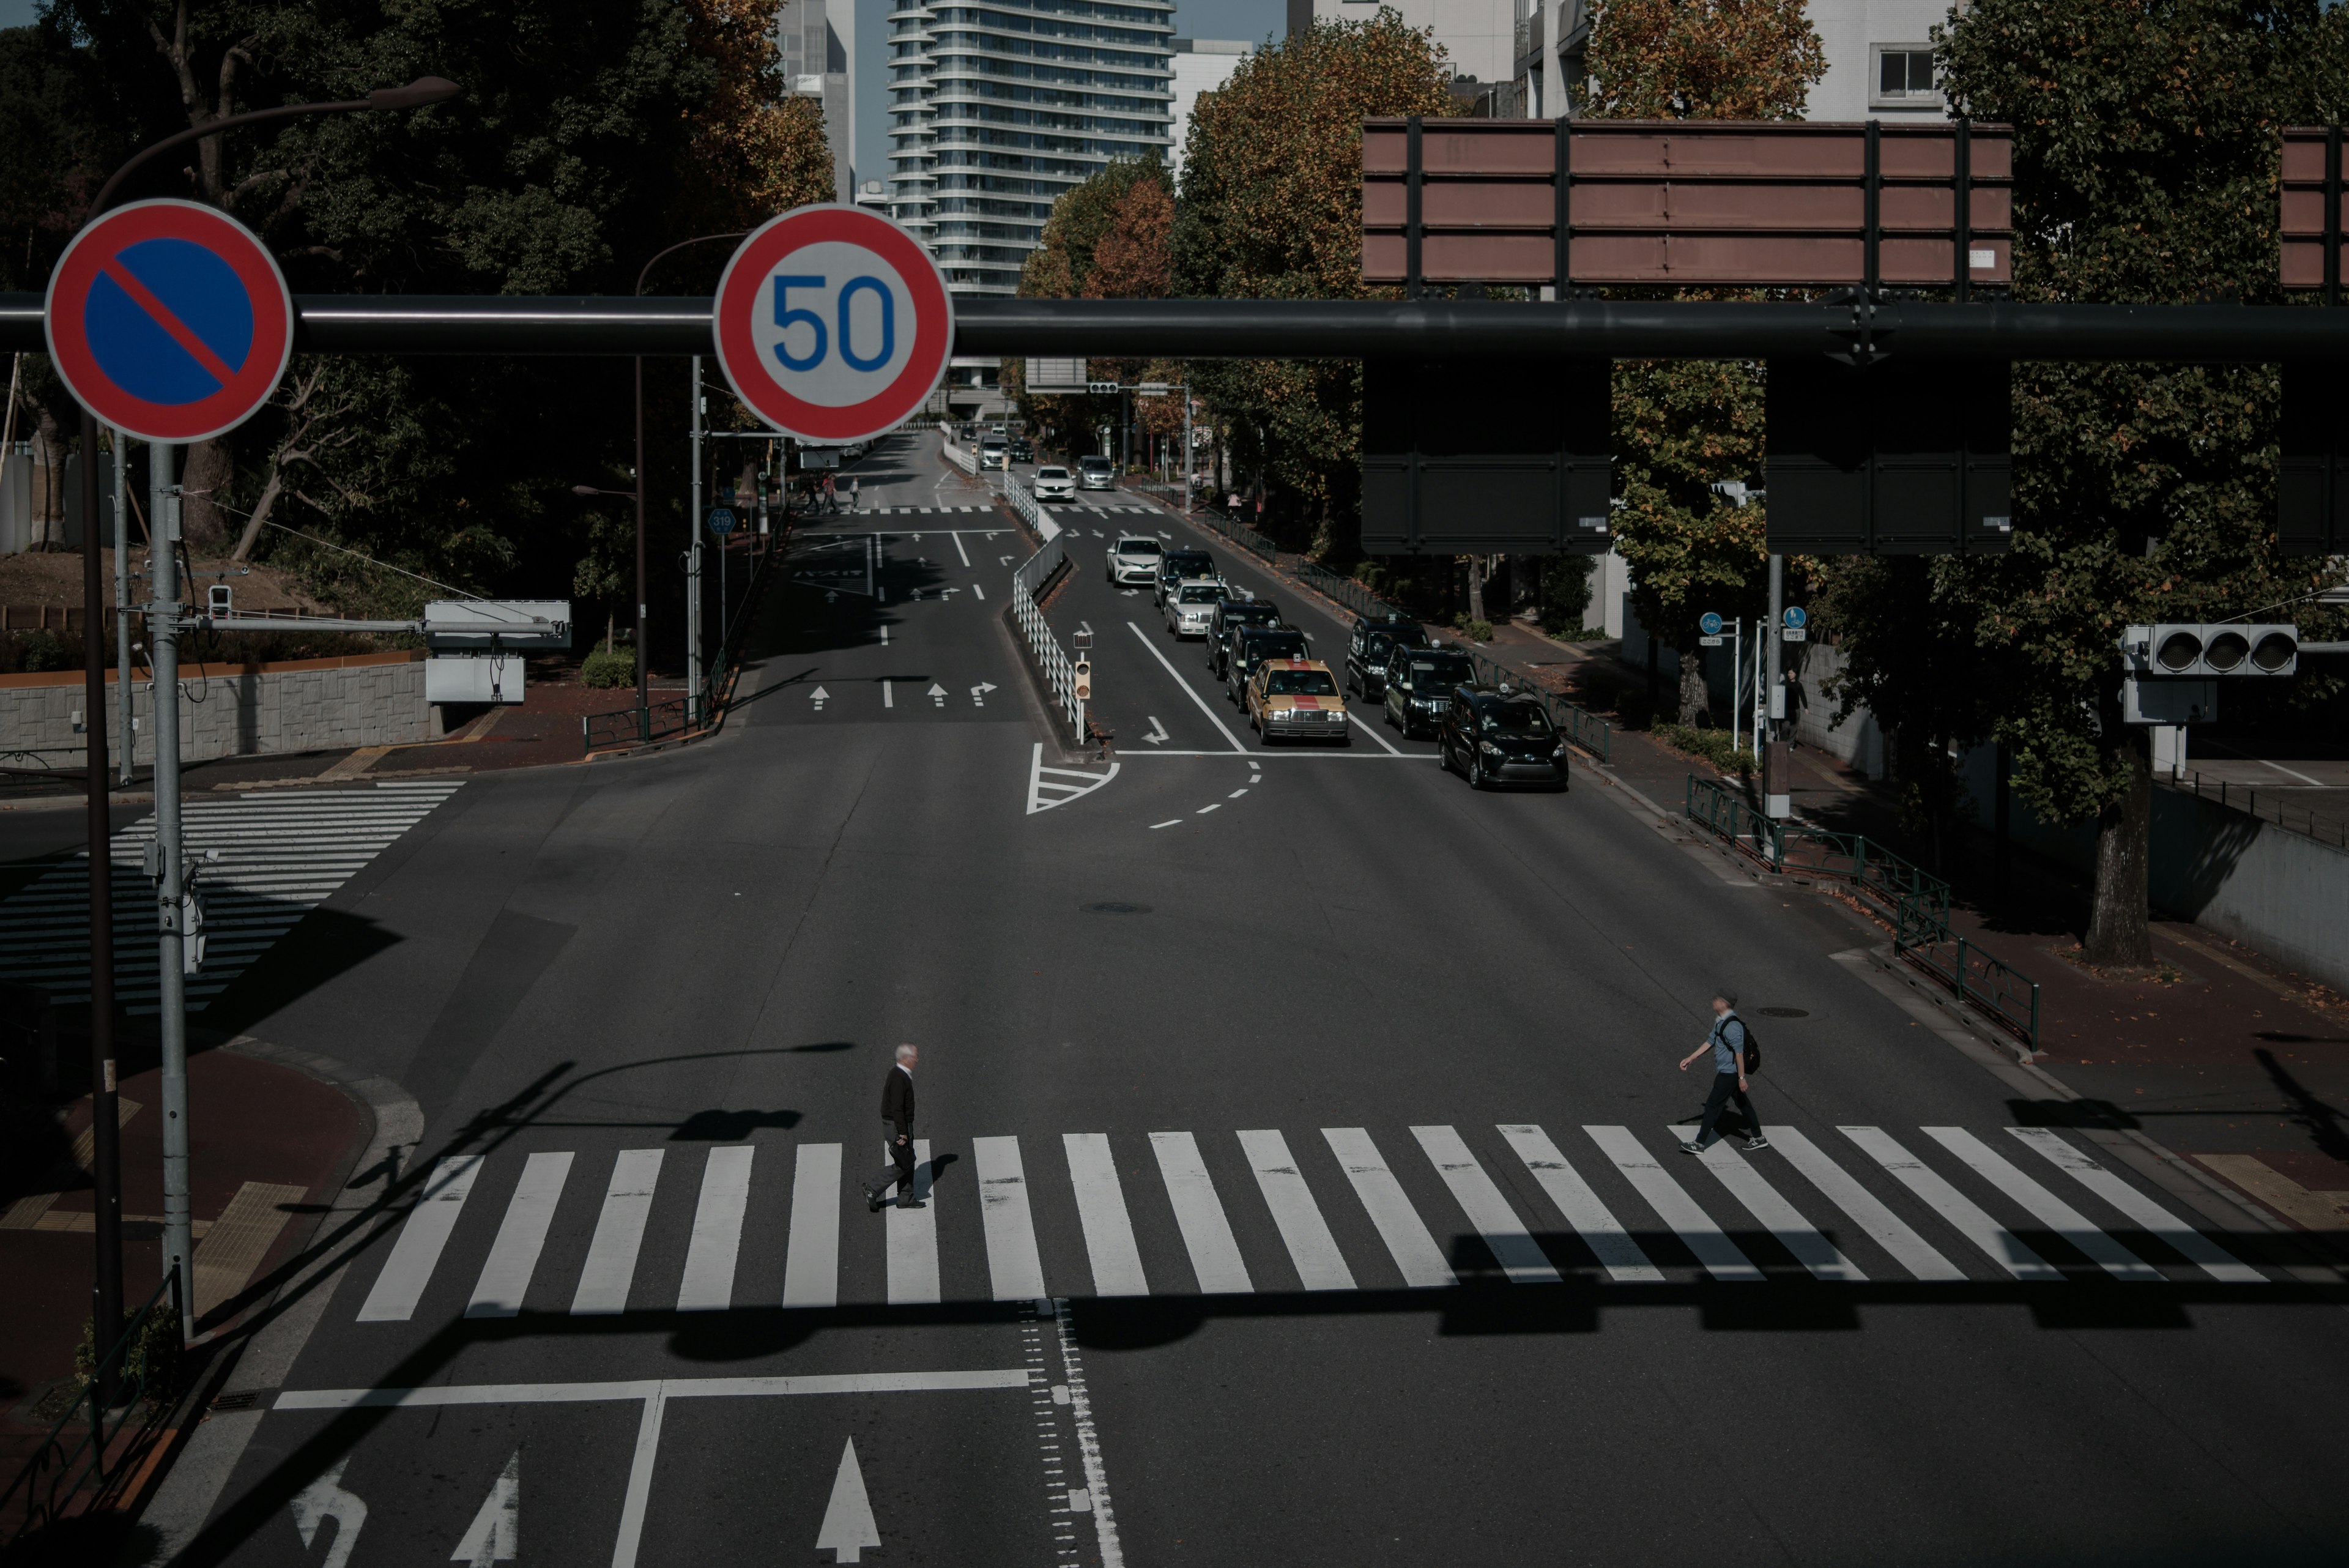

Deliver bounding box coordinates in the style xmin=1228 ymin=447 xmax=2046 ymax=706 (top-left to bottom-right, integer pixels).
xmin=1699 ymin=612 xmax=1724 ymax=637
xmin=707 ymin=509 xmax=737 ymax=535
xmin=1783 ymin=606 xmax=1809 ymax=630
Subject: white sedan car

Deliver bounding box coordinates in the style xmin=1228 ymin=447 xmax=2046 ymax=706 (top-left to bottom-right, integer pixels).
xmin=1035 ymin=464 xmax=1076 ymax=501
xmin=1165 ymin=579 xmax=1225 ymax=639
xmin=1106 ymin=533 xmax=1163 ymax=585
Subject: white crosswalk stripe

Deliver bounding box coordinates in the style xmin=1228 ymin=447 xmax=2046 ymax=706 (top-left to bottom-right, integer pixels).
xmin=0 ymin=781 xmax=461 ymax=1011
xmin=351 ymin=1121 xmax=2265 ymax=1323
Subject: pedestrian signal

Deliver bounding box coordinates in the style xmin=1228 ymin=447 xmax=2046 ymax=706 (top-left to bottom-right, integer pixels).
xmin=1074 ymin=660 xmax=1093 ymax=701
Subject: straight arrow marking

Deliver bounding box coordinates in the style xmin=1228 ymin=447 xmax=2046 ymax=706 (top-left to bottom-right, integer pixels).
xmin=816 ymin=1438 xmax=881 ymax=1562
xmin=451 ymin=1449 xmax=519 ymax=1564
xmin=927 ymin=683 xmax=948 ymax=707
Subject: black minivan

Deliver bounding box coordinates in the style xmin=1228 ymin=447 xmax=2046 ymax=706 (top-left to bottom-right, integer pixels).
xmin=1438 ymin=686 xmax=1568 ymax=791
xmin=1345 ymin=616 xmax=1429 ymax=700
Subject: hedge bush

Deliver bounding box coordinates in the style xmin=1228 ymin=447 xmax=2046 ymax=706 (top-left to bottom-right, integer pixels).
xmin=581 ymin=642 xmax=635 ymax=688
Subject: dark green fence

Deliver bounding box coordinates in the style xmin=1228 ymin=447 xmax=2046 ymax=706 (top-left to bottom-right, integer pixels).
xmin=1683 ymin=774 xmax=2039 ymax=1050
xmin=2 ymin=1276 xmax=178 ymax=1545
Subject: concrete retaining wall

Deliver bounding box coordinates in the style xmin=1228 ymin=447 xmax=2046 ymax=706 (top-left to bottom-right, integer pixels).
xmin=1 ymin=653 xmax=427 ymax=765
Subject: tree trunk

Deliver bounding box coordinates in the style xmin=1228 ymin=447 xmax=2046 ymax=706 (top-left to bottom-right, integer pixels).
xmin=31 ymin=407 xmax=61 ymax=547
xmin=2083 ymin=723 xmax=2155 ymax=965
xmin=1466 ymin=555 xmax=1486 ymax=623
xmin=1677 ymin=637 xmax=1709 ymax=726
xmin=180 ymin=437 xmax=232 ymax=549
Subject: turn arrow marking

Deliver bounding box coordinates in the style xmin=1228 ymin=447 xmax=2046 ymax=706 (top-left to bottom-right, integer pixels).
xmin=1143 ymin=715 xmax=1169 ymax=745
xmin=971 ymin=682 xmax=996 ymax=707
xmin=291 ymin=1457 xmax=367 ymax=1568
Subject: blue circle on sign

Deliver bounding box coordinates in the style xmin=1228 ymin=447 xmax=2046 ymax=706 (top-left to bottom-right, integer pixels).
xmin=707 ymin=509 xmax=737 ymax=535
xmin=1699 ymin=612 xmax=1724 ymax=636
xmin=88 ymin=238 xmax=256 ymax=404
xmin=1783 ymin=606 xmax=1809 ymax=630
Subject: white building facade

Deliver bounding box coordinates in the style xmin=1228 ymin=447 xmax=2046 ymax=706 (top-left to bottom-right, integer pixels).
xmin=1168 ymin=39 xmax=1251 ymax=181
xmin=887 ymin=0 xmax=1176 ymax=297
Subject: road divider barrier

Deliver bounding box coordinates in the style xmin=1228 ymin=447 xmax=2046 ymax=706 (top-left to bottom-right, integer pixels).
xmin=1003 ymin=470 xmax=1045 ymax=535
xmin=1683 ymin=774 xmax=2040 ymax=1050
xmin=1012 ymin=532 xmax=1082 ymax=734
xmin=938 ymin=423 xmax=979 ymax=476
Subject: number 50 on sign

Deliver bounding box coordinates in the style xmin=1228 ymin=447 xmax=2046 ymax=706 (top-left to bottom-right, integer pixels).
xmin=712 ymin=207 xmax=954 ymax=447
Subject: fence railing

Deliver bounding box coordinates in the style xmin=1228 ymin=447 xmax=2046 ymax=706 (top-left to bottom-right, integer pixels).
xmin=938 ymin=423 xmax=979 ymax=476
xmin=1003 ymin=470 xmax=1045 ymax=535
xmin=1683 ymin=773 xmax=2039 ymax=1049
xmin=581 ymin=537 xmax=776 ymax=753
xmin=1012 ymin=532 xmax=1082 ymax=732
xmin=2 ymin=1274 xmax=177 ymax=1547
xmin=2168 ymin=768 xmax=2349 ymax=850
xmin=1193 ymin=506 xmax=1279 ymax=564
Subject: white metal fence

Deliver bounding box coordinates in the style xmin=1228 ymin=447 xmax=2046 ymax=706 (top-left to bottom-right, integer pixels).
xmin=1003 ymin=469 xmax=1045 ymax=533
xmin=937 ymin=422 xmax=979 ymax=475
xmin=1012 ymin=531 xmax=1082 ymax=732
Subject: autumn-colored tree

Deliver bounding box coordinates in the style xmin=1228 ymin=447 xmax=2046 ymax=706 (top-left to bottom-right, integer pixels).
xmin=1171 ymin=13 xmax=1454 ymax=550
xmin=673 ymin=0 xmax=838 ymax=230
xmin=1009 ymin=160 xmax=1171 ymax=456
xmin=1585 ymin=0 xmax=1823 ymax=723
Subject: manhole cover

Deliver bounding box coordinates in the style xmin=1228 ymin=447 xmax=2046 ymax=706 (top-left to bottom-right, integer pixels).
xmin=1082 ymin=902 xmax=1151 ymax=915
xmin=1756 ymin=1006 xmax=1810 ymax=1018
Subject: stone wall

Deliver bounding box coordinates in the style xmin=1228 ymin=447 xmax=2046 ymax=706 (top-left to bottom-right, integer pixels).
xmin=0 ymin=652 xmax=428 ymax=765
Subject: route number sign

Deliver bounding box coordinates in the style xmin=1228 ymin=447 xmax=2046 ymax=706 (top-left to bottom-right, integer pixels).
xmin=707 ymin=509 xmax=737 ymax=535
xmin=712 ymin=207 xmax=953 ymax=447
xmin=45 ymin=199 xmax=294 ymax=444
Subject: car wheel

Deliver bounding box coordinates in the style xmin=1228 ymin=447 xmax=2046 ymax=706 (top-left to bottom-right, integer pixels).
xmin=1469 ymin=752 xmax=1489 ymax=790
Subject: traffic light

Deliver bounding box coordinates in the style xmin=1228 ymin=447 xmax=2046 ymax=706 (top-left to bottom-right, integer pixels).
xmin=2123 ymin=624 xmax=2299 ymax=678
xmin=1073 ymin=660 xmax=1092 ymax=702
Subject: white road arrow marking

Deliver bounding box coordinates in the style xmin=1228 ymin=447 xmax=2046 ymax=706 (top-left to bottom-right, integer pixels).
xmin=825 ymin=590 xmax=837 ymax=604
xmin=451 ymin=1450 xmax=519 ymax=1564
xmin=816 ymin=1438 xmax=881 ymax=1563
xmin=971 ymin=682 xmax=996 ymax=706
xmin=810 ymin=686 xmax=830 ymax=711
xmin=1077 ymin=621 xmax=1094 ymax=637
xmin=998 ymin=554 xmax=1015 ymax=565
xmin=1120 ymin=589 xmax=1137 ymax=597
xmin=927 ymin=683 xmax=948 ymax=707
xmin=1143 ymin=715 xmax=1169 ymax=746
xmin=291 ymin=1457 xmax=367 ymax=1568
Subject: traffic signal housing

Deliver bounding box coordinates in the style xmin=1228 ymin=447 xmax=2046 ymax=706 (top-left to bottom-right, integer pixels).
xmin=2122 ymin=624 xmax=2300 ymax=680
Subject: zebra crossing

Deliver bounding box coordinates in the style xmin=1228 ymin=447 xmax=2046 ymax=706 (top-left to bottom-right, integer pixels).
xmin=352 ymin=1118 xmax=2266 ymax=1323
xmin=841 ymin=505 xmax=1157 ymax=516
xmin=0 ymin=780 xmax=463 ymax=1011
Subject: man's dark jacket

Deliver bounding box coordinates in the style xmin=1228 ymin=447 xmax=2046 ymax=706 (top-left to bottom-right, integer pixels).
xmin=881 ymin=1066 xmax=915 ymax=1138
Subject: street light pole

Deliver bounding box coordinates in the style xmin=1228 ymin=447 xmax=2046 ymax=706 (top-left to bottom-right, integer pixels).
xmin=78 ymin=411 xmax=123 ymax=1403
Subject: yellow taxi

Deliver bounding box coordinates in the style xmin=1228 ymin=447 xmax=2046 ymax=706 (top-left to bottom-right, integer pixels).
xmin=1244 ymin=658 xmax=1352 ymax=746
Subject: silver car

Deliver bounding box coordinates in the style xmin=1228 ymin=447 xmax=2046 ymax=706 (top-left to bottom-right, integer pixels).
xmin=1165 ymin=579 xmax=1223 ymax=638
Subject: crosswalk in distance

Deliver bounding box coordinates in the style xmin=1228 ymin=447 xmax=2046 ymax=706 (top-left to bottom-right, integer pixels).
xmin=0 ymin=781 xmax=462 ymax=1012
xmin=352 ymin=1120 xmax=2266 ymax=1323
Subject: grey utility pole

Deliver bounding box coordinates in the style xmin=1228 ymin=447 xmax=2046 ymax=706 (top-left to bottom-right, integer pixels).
xmin=147 ymin=441 xmax=194 ymax=1339
xmin=1764 ymin=552 xmax=1789 ymax=820
xmin=687 ymin=355 xmax=704 ymax=726
xmin=113 ymin=429 xmax=133 ymax=785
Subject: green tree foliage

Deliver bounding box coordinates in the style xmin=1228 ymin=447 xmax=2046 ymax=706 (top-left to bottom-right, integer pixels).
xmin=1170 ymin=11 xmax=1453 ymax=552
xmin=1008 ymin=158 xmax=1171 ymax=458
xmin=1835 ymin=0 xmax=2349 ymax=961
xmin=1584 ymin=0 xmax=1822 ymax=723
xmin=3 ymin=0 xmax=828 ymax=641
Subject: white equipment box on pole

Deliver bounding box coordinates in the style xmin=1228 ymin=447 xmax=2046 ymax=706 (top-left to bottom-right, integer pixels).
xmin=423 ymin=600 xmax=570 ymax=706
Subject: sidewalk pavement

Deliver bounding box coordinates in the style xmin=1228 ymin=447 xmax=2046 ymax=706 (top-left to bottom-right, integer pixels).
xmin=0 ymin=1041 xmax=368 ymax=1516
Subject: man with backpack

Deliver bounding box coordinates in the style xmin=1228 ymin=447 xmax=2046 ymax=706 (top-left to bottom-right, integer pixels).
xmin=1679 ymin=990 xmax=1770 ymax=1154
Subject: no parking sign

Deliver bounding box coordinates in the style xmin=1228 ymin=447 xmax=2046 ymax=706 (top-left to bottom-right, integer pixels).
xmin=45 ymin=199 xmax=294 ymax=444
xmin=710 ymin=207 xmax=954 ymax=446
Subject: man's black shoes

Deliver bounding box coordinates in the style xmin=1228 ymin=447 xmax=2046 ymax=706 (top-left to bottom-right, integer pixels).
xmin=863 ymin=1183 xmax=886 ymax=1213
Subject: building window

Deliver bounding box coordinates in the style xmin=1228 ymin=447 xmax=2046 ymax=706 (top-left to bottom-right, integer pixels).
xmin=1872 ymin=45 xmax=1940 ymax=106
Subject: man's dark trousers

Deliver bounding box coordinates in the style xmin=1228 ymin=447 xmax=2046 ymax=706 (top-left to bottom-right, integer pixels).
xmin=1693 ymin=1071 xmax=1759 ymax=1149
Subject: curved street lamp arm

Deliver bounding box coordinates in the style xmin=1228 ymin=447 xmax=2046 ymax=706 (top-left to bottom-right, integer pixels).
xmin=637 ymin=232 xmax=748 ymax=297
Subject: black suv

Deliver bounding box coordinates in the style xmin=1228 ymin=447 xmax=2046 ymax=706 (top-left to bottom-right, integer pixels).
xmin=1438 ymin=686 xmax=1568 ymax=790
xmin=1011 ymin=438 xmax=1034 ymax=463
xmin=1225 ymin=626 xmax=1311 ymax=704
xmin=1206 ymin=598 xmax=1283 ymax=674
xmin=1382 ymin=647 xmax=1477 ymax=737
xmin=1155 ymin=549 xmax=1216 ymax=608
xmin=1345 ymin=616 xmax=1429 ymax=699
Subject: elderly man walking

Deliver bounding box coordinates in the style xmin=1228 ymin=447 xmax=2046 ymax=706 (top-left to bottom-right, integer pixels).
xmin=861 ymin=1044 xmax=921 ymax=1211
xmin=1679 ymin=992 xmax=1769 ymax=1154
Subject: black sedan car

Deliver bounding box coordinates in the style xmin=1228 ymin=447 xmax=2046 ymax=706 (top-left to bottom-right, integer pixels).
xmin=1155 ymin=549 xmax=1216 ymax=608
xmin=1345 ymin=616 xmax=1430 ymax=699
xmin=1225 ymin=626 xmax=1312 ymax=704
xmin=1438 ymin=686 xmax=1569 ymax=790
xmin=1206 ymin=598 xmax=1284 ymax=675
xmin=1382 ymin=647 xmax=1477 ymax=737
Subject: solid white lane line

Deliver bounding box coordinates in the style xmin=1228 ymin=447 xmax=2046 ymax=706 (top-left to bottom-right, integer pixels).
xmin=1840 ymin=1126 xmax=2062 ymax=1282
xmin=677 ymin=1146 xmax=755 ymax=1311
xmin=1583 ymin=1126 xmax=1764 ymax=1281
xmin=2005 ymin=1128 xmax=2263 ymax=1284
xmin=357 ymin=1155 xmax=484 ymax=1322
xmin=1148 ymin=1132 xmax=1253 ymax=1293
xmin=1495 ymin=1124 xmax=1661 ymax=1282
xmin=571 ymin=1150 xmax=664 ymax=1315
xmin=782 ymin=1143 xmax=842 ymax=1308
xmin=1125 ymin=622 xmax=1248 ymax=752
xmin=465 ymin=1151 xmax=573 ymax=1318
xmin=1923 ymin=1128 xmax=2162 ymax=1282
xmin=1350 ymin=710 xmax=1403 ymax=755
xmin=1321 ymin=1128 xmax=1455 ymax=1288
xmin=276 ymin=1369 xmax=1031 ymax=1410
xmin=973 ymin=584 xmax=985 ymax=600
xmin=1237 ymin=1129 xmax=1355 ymax=1291
xmin=1767 ymin=1128 xmax=1965 ymax=1282
xmin=886 ymin=1139 xmax=940 ymax=1304
xmin=974 ymin=1135 xmax=1050 ymax=1301
xmin=1063 ymin=1134 xmax=1149 ymax=1297
xmin=954 ymin=531 xmax=971 ymax=567
xmin=1684 ymin=1133 xmax=1865 ymax=1282
xmin=1410 ymin=1125 xmax=1559 ymax=1284
xmin=883 ymin=680 xmax=893 ymax=708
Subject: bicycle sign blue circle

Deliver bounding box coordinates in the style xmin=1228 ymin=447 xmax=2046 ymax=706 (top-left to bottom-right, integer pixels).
xmin=1783 ymin=606 xmax=1808 ymax=630
xmin=1698 ymin=611 xmax=1724 ymax=637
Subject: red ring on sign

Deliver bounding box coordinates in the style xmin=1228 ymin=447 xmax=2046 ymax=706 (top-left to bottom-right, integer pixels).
xmin=43 ymin=199 xmax=294 ymax=445
xmin=712 ymin=207 xmax=954 ymax=444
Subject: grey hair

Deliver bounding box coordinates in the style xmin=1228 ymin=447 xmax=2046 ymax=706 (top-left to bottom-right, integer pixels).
xmin=1714 ymin=990 xmax=1737 ymax=1008
xmin=895 ymin=1043 xmax=917 ymax=1062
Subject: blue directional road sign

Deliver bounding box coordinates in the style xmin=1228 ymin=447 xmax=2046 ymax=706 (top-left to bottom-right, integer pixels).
xmin=707 ymin=509 xmax=737 ymax=535
xmin=1699 ymin=611 xmax=1724 ymax=637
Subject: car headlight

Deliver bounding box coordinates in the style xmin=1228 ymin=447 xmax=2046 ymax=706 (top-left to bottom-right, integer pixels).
xmin=1480 ymin=741 xmax=1504 ymax=757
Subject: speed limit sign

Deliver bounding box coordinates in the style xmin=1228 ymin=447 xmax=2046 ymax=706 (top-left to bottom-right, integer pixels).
xmin=711 ymin=206 xmax=954 ymax=445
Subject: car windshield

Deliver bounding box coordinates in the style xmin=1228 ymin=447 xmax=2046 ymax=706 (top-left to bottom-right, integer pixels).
xmin=1242 ymin=633 xmax=1308 ymax=664
xmin=1360 ymin=630 xmax=1393 ymax=658
xmin=1398 ymin=657 xmax=1473 ymax=691
xmin=1117 ymin=538 xmax=1162 ymax=555
xmin=1266 ymin=669 xmax=1339 ymax=697
xmin=1178 ymin=584 xmax=1220 ymax=604
xmin=1481 ymin=702 xmax=1556 ymax=735
xmin=1039 ymin=466 xmax=1069 ymax=478
xmin=1225 ymin=603 xmax=1277 ymax=625
xmin=1162 ymin=554 xmax=1210 ymax=576
xmin=1079 ymin=457 xmax=1111 ymax=470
